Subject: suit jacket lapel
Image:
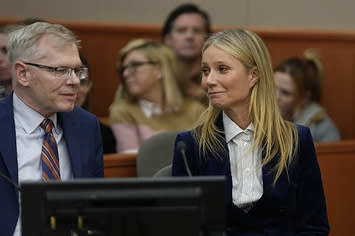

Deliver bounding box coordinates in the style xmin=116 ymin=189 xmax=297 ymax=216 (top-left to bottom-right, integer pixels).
xmin=59 ymin=111 xmax=82 ymax=177
xmin=0 ymin=93 xmax=19 ymax=184
xmin=214 ymin=114 xmax=235 ymax=206
xmin=261 ymin=149 xmax=276 ymax=198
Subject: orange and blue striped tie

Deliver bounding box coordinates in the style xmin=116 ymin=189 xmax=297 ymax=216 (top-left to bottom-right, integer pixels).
xmin=40 ymin=119 xmax=60 ymax=180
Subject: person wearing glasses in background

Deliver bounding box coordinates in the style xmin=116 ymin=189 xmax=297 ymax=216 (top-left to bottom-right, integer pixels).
xmin=109 ymin=39 xmax=206 ymax=153
xmin=0 ymin=22 xmax=104 ymax=236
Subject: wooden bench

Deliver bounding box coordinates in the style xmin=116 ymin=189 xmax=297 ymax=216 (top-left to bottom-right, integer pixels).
xmin=104 ymin=153 xmax=136 ymax=178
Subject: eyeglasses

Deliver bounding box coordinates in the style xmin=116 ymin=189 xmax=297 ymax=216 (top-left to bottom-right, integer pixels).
xmin=23 ymin=62 xmax=89 ymax=80
xmin=117 ymin=61 xmax=156 ymax=77
xmin=80 ymin=78 xmax=92 ymax=87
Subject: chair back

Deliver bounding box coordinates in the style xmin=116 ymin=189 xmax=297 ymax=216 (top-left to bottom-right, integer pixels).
xmin=137 ymin=130 xmax=180 ymax=177
xmin=153 ymin=164 xmax=172 ymax=177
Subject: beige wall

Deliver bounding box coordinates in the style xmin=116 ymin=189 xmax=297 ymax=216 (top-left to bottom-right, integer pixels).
xmin=1 ymin=0 xmax=355 ymax=30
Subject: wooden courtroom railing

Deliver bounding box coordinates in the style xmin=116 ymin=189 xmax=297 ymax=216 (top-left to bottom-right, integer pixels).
xmin=1 ymin=18 xmax=355 ymax=139
xmin=315 ymin=140 xmax=355 ymax=236
xmin=104 ymin=153 xmax=136 ymax=178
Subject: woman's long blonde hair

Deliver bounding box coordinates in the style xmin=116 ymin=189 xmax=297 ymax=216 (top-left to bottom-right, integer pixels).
xmin=194 ymin=29 xmax=298 ymax=184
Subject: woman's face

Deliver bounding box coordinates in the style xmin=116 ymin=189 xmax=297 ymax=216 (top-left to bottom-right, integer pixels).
xmin=274 ymin=71 xmax=297 ymax=120
xmin=121 ymin=50 xmax=161 ymax=99
xmin=201 ymin=45 xmax=258 ymax=111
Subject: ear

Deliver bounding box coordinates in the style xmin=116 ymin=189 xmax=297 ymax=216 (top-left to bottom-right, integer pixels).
xmin=249 ymin=67 xmax=259 ymax=88
xmin=14 ymin=61 xmax=30 ymax=87
xmin=154 ymin=65 xmax=163 ymax=81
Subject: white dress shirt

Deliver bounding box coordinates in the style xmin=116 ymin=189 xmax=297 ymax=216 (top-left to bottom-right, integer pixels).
xmin=13 ymin=92 xmax=73 ymax=236
xmin=139 ymin=99 xmax=163 ymax=118
xmin=223 ymin=112 xmax=263 ymax=212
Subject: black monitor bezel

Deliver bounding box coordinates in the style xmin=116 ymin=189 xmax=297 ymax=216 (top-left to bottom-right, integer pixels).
xmin=20 ymin=176 xmax=226 ymax=236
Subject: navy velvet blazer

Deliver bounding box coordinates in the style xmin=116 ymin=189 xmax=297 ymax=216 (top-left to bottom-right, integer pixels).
xmin=0 ymin=93 xmax=104 ymax=236
xmin=172 ymin=115 xmax=329 ymax=235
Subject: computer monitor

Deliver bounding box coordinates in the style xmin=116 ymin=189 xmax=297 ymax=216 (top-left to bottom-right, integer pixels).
xmin=20 ymin=176 xmax=226 ymax=236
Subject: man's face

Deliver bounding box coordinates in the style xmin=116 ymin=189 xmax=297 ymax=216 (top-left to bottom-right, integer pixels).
xmin=17 ymin=34 xmax=81 ymax=117
xmin=0 ymin=33 xmax=11 ymax=81
xmin=164 ymin=13 xmax=207 ymax=60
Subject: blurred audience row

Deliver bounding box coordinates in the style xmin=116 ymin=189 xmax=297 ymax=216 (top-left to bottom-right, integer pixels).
xmin=0 ymin=3 xmax=340 ymax=155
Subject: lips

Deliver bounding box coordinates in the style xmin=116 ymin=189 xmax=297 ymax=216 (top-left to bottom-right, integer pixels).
xmin=61 ymin=93 xmax=77 ymax=101
xmin=125 ymin=79 xmax=135 ymax=86
xmin=208 ymin=91 xmax=224 ymax=96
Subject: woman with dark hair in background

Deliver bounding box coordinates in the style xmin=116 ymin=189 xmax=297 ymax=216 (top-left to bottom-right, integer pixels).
xmin=274 ymin=49 xmax=340 ymax=142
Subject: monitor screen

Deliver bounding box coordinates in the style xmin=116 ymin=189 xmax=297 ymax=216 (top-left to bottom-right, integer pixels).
xmin=20 ymin=176 xmax=226 ymax=236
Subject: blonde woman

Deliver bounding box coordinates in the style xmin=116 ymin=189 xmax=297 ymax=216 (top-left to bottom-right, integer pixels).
xmin=109 ymin=39 xmax=205 ymax=153
xmin=172 ymin=29 xmax=329 ymax=234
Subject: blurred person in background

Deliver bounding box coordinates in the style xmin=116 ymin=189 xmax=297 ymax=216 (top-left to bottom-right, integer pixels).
xmin=76 ymin=55 xmax=116 ymax=153
xmin=274 ymin=49 xmax=340 ymax=142
xmin=0 ymin=24 xmax=20 ymax=99
xmin=0 ymin=19 xmax=47 ymax=100
xmin=110 ymin=39 xmax=205 ymax=153
xmin=162 ymin=3 xmax=211 ymax=104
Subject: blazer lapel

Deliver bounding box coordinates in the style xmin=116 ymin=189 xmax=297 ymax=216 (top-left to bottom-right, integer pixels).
xmin=261 ymin=149 xmax=276 ymax=196
xmin=0 ymin=94 xmax=19 ymax=184
xmin=59 ymin=111 xmax=82 ymax=177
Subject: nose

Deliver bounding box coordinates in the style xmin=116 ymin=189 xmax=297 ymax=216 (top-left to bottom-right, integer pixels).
xmin=201 ymin=71 xmax=216 ymax=89
xmin=184 ymin=29 xmax=195 ymax=40
xmin=122 ymin=68 xmax=131 ymax=79
xmin=67 ymin=71 xmax=80 ymax=85
xmin=205 ymin=71 xmax=217 ymax=85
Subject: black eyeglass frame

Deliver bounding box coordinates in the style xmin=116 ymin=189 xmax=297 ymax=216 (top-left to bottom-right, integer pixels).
xmin=22 ymin=61 xmax=89 ymax=80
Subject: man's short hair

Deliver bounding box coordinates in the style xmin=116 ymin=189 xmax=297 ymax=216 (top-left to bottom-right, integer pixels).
xmin=7 ymin=22 xmax=80 ymax=66
xmin=162 ymin=3 xmax=211 ymax=39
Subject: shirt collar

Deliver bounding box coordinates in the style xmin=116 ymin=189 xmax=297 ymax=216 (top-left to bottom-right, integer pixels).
xmin=139 ymin=99 xmax=163 ymax=118
xmin=223 ymin=111 xmax=254 ymax=143
xmin=13 ymin=92 xmax=58 ymax=134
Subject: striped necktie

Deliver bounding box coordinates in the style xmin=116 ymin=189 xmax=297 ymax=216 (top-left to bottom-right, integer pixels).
xmin=40 ymin=119 xmax=60 ymax=180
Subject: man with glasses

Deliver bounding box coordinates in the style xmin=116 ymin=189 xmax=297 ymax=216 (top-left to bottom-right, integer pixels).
xmin=0 ymin=22 xmax=104 ymax=236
